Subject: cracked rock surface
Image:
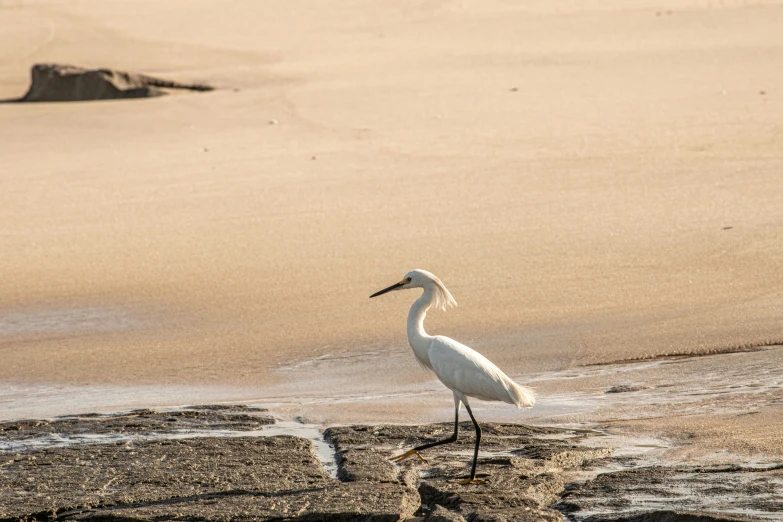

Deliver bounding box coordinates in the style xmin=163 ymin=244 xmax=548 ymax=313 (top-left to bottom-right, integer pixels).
xmin=556 ymin=465 xmax=783 ymax=522
xmin=0 ymin=409 xmax=601 ymax=521
xmin=0 ymin=406 xmax=417 ymax=522
xmin=325 ymin=423 xmax=609 ymax=522
xmin=1 ymin=407 xmax=780 ymax=521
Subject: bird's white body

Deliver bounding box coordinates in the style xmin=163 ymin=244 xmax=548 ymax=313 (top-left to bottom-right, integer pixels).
xmin=404 ymin=272 xmax=535 ymax=409
xmin=371 ymin=269 xmax=534 ymax=483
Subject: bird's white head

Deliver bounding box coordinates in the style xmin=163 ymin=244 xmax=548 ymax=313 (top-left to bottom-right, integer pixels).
xmin=369 ymin=269 xmax=457 ymax=311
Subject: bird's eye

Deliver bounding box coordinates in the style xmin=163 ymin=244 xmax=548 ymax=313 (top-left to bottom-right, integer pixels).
xmin=405 ymin=278 xmax=412 ymax=284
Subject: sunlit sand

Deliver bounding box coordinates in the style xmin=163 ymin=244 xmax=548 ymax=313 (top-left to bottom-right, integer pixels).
xmin=1 ymin=0 xmax=782 ymax=461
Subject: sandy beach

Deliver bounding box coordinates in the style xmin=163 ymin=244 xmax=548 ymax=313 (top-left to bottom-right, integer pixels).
xmin=1 ymin=0 xmax=782 ymax=470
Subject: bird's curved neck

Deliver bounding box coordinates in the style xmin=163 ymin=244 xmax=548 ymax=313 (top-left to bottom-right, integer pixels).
xmin=407 ymin=285 xmax=436 ymax=350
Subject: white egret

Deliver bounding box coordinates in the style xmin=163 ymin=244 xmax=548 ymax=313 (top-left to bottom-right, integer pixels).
xmin=370 ymin=269 xmax=535 ymax=484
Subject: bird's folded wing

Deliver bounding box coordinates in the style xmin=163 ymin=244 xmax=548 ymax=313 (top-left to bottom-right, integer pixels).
xmin=428 ymin=336 xmax=520 ymax=404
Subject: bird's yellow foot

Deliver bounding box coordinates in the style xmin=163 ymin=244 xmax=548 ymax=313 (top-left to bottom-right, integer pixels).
xmin=457 ymin=478 xmax=488 ymax=485
xmin=390 ymin=449 xmax=428 ymax=463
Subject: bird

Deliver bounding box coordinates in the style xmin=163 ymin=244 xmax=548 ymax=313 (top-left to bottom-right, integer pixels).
xmin=370 ymin=269 xmax=535 ymax=484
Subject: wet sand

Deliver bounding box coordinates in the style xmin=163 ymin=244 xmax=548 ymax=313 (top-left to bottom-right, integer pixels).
xmin=1 ymin=0 xmax=782 ymax=467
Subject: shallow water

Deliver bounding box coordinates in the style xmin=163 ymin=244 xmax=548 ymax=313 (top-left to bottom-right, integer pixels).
xmin=0 ymin=382 xmax=248 ymax=422
xmin=3 ymin=346 xmax=780 ymax=430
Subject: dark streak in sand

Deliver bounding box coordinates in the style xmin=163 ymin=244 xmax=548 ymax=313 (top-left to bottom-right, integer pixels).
xmin=582 ymin=344 xmax=782 ymax=368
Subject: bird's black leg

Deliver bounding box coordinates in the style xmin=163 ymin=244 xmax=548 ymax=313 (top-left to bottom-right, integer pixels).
xmin=414 ymin=405 xmax=460 ymax=451
xmin=390 ymin=402 xmax=460 ymax=463
xmin=459 ymin=402 xmax=486 ymax=484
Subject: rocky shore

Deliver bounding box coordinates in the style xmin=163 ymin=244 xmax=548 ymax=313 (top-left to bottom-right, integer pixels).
xmin=1 ymin=406 xmax=779 ymax=521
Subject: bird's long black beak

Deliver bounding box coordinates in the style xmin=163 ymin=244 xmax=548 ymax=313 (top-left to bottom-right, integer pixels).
xmin=370 ymin=281 xmax=404 ymax=298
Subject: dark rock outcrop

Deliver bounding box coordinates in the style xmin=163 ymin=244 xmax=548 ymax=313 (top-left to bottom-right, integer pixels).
xmin=1 ymin=408 xmax=779 ymax=521
xmin=18 ymin=63 xmax=213 ymax=102
xmin=0 ymin=435 xmax=419 ymax=521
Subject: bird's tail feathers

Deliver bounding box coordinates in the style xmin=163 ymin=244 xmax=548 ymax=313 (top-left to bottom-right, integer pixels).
xmin=508 ymin=381 xmax=536 ymax=409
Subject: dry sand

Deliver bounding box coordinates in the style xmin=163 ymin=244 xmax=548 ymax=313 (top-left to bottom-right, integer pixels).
xmin=1 ymin=1 xmax=782 ymax=457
